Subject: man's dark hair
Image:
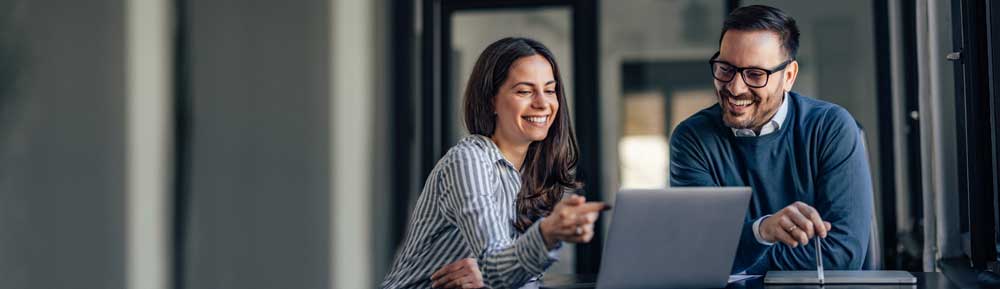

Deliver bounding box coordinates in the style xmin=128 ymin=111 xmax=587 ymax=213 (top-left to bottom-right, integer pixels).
xmin=720 ymin=5 xmax=800 ymax=59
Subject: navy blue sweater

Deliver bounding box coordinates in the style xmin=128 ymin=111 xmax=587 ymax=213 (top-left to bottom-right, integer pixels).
xmin=669 ymin=92 xmax=872 ymax=274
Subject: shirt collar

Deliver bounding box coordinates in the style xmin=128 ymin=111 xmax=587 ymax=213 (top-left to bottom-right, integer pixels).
xmin=731 ymin=91 xmax=789 ymax=137
xmin=471 ymin=134 xmax=509 ymax=165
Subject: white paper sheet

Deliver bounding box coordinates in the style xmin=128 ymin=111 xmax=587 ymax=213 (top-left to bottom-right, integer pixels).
xmin=728 ymin=274 xmax=762 ymax=283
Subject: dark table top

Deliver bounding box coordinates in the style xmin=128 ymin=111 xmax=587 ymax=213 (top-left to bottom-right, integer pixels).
xmin=540 ymin=272 xmax=960 ymax=289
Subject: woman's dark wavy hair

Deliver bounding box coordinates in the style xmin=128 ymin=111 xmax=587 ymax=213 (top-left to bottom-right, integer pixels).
xmin=463 ymin=37 xmax=582 ymax=232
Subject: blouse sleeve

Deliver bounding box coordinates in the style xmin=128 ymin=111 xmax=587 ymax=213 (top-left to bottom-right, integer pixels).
xmin=438 ymin=147 xmax=559 ymax=289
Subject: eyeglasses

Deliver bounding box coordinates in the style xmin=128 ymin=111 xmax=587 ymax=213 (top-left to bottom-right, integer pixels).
xmin=708 ymin=51 xmax=793 ymax=88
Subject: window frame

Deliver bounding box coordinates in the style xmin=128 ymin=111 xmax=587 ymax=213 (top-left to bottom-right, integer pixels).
xmin=950 ymin=0 xmax=1000 ymax=272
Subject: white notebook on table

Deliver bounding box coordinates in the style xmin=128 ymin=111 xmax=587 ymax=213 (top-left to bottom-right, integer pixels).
xmin=764 ymin=270 xmax=917 ymax=284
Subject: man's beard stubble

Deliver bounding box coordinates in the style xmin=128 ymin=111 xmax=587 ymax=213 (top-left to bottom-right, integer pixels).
xmin=718 ymin=87 xmax=783 ymax=131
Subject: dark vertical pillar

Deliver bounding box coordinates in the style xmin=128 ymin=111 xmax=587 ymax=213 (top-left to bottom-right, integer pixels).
xmin=572 ymin=0 xmax=604 ymax=275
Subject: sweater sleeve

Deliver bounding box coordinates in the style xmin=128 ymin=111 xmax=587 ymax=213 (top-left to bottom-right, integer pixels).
xmin=669 ymin=121 xmax=719 ymax=187
xmin=754 ymin=107 xmax=873 ymax=272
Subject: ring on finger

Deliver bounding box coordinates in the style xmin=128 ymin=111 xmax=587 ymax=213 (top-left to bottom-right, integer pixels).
xmin=787 ymin=226 xmax=797 ymax=232
xmin=575 ymin=226 xmax=583 ymax=235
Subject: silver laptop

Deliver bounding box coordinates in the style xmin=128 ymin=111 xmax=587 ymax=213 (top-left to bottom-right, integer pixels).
xmin=595 ymin=187 xmax=752 ymax=289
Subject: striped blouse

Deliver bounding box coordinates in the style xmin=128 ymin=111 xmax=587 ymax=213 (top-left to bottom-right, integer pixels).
xmin=381 ymin=135 xmax=559 ymax=289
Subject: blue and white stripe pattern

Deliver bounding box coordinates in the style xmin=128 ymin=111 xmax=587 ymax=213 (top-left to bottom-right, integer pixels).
xmin=381 ymin=135 xmax=559 ymax=289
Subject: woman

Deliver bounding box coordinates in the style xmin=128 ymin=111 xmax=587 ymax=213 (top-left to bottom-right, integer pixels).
xmin=380 ymin=37 xmax=607 ymax=289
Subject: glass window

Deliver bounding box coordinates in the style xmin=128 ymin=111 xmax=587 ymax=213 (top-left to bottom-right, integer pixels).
xmin=601 ymin=0 xmax=725 ymax=194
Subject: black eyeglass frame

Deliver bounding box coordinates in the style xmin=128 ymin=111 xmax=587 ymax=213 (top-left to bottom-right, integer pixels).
xmin=708 ymin=51 xmax=795 ymax=88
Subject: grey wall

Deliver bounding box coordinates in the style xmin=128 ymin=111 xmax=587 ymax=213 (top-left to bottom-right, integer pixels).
xmin=0 ymin=0 xmax=127 ymax=288
xmin=183 ymin=0 xmax=330 ymax=288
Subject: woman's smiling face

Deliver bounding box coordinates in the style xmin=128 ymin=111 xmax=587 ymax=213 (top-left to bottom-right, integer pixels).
xmin=493 ymin=54 xmax=559 ymax=145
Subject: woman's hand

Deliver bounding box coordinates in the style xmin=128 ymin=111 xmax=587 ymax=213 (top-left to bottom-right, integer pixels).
xmin=539 ymin=194 xmax=609 ymax=248
xmin=430 ymin=258 xmax=485 ymax=289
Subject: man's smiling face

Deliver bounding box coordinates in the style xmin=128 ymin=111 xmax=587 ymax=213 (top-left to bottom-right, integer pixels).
xmin=714 ymin=29 xmax=797 ymax=131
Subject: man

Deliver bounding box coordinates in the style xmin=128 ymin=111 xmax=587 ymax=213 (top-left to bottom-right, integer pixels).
xmin=670 ymin=5 xmax=872 ymax=274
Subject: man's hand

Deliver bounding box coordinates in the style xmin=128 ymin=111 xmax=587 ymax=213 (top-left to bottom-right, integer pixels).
xmin=539 ymin=195 xmax=608 ymax=248
xmin=430 ymin=258 xmax=484 ymax=289
xmin=760 ymin=201 xmax=832 ymax=247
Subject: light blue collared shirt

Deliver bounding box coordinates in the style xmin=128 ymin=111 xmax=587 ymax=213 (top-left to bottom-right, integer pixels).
xmin=731 ymin=92 xmax=789 ymax=137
